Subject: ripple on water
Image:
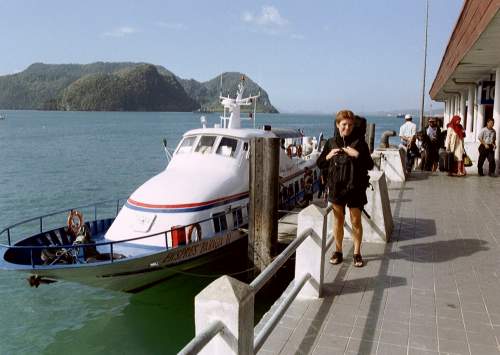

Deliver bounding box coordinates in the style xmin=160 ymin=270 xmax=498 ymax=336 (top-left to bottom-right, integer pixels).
xmin=0 ymin=273 xmax=129 ymax=355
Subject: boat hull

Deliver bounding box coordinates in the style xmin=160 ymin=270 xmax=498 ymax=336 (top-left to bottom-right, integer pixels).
xmin=8 ymin=229 xmax=247 ymax=292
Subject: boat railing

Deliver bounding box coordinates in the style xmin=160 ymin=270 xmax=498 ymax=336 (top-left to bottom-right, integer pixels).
xmin=178 ymin=203 xmax=333 ymax=354
xmin=0 ymin=198 xmax=126 ymax=246
xmin=0 ymin=201 xmax=249 ymax=268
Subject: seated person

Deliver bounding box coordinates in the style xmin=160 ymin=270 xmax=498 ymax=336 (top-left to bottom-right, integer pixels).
xmin=74 ymin=224 xmax=126 ymax=262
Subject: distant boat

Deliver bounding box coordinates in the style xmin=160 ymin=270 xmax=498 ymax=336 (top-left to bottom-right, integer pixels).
xmin=0 ymin=113 xmax=6 ymax=120
xmin=396 ymin=113 xmax=405 ymax=118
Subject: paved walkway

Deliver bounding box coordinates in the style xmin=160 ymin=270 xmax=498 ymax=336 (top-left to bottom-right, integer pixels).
xmin=257 ymin=172 xmax=500 ymax=355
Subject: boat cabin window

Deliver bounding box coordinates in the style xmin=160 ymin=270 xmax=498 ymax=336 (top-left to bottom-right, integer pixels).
xmin=232 ymin=208 xmax=243 ymax=227
xmin=177 ymin=136 xmax=197 ymax=154
xmin=213 ymin=212 xmax=228 ymax=233
xmin=216 ymin=137 xmax=239 ymax=157
xmin=195 ymin=136 xmax=217 ymax=154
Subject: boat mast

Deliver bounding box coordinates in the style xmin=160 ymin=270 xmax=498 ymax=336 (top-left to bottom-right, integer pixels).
xmin=419 ymin=0 xmax=429 ymax=131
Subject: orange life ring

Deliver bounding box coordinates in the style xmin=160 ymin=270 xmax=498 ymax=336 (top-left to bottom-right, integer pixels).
xmin=187 ymin=223 xmax=202 ymax=243
xmin=67 ymin=210 xmax=83 ymax=238
xmin=286 ymin=145 xmax=293 ymax=157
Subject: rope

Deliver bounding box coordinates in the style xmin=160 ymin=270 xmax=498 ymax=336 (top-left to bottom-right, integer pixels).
xmin=168 ymin=265 xmax=257 ymax=278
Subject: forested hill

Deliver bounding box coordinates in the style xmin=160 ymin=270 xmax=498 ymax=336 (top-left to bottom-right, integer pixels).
xmin=60 ymin=65 xmax=197 ymax=111
xmin=179 ymin=72 xmax=278 ymax=113
xmin=0 ymin=62 xmax=278 ymax=113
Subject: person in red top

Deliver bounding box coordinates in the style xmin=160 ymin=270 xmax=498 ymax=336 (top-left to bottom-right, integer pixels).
xmin=445 ymin=115 xmax=466 ymax=176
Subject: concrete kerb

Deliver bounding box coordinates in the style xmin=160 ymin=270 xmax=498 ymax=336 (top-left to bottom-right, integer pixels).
xmin=326 ymin=171 xmax=393 ymax=243
xmin=295 ymin=204 xmax=327 ymax=299
xmin=195 ymin=275 xmax=254 ymax=355
xmin=372 ymin=147 xmax=406 ymax=182
xmin=359 ymin=170 xmax=393 ymax=242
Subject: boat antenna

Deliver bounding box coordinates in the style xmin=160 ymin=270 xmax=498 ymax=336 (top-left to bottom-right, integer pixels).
xmin=219 ymin=73 xmax=223 ymax=97
xmin=418 ymin=0 xmax=429 ymax=131
xmin=253 ymin=90 xmax=259 ymax=129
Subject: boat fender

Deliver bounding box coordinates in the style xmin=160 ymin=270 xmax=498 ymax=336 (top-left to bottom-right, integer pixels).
xmin=297 ymin=145 xmax=302 ymax=158
xmin=67 ymin=210 xmax=83 ymax=238
xmin=187 ymin=223 xmax=202 ymax=243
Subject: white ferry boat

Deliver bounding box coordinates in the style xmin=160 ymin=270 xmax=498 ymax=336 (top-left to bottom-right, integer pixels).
xmin=0 ymin=77 xmax=321 ymax=292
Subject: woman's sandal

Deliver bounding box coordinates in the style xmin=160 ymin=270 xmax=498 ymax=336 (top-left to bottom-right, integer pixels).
xmin=353 ymin=254 xmax=364 ymax=267
xmin=329 ymin=251 xmax=343 ymax=265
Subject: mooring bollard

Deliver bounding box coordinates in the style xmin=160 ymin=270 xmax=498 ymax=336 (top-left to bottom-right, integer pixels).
xmin=379 ymin=130 xmax=397 ymax=148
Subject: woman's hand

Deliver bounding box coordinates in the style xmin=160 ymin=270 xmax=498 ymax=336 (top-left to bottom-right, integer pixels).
xmin=326 ymin=148 xmax=342 ymax=160
xmin=343 ymin=146 xmax=359 ymax=158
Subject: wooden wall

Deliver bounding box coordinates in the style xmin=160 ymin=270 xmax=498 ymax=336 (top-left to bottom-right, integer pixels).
xmin=430 ymin=0 xmax=500 ymax=99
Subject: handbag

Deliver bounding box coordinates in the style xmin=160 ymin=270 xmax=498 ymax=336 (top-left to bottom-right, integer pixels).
xmin=463 ymin=153 xmax=472 ymax=167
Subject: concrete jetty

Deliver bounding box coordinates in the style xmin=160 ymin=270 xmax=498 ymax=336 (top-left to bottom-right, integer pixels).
xmin=255 ymin=172 xmax=500 ymax=355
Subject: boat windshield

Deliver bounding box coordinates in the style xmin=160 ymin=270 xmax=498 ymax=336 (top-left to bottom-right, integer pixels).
xmin=216 ymin=137 xmax=239 ymax=157
xmin=177 ymin=136 xmax=197 ymax=154
xmin=195 ymin=135 xmax=217 ymax=154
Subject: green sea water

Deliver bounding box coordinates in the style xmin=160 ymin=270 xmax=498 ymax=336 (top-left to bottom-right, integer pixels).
xmin=0 ymin=111 xmax=402 ymax=354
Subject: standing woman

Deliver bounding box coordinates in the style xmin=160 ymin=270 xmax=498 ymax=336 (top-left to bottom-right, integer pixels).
xmin=317 ymin=110 xmax=373 ymax=267
xmin=445 ymin=115 xmax=466 ymax=176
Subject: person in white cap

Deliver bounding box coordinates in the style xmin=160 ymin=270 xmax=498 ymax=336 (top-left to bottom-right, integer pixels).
xmin=399 ymin=114 xmax=417 ymax=173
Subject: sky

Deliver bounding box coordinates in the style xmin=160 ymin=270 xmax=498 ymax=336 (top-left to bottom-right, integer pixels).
xmin=0 ymin=0 xmax=464 ymax=114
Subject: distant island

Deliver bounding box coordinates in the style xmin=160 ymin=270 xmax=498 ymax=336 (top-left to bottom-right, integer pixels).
xmin=0 ymin=62 xmax=279 ymax=113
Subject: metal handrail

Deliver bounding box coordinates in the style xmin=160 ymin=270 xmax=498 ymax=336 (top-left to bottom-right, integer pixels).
xmin=178 ymin=321 xmax=225 ymax=355
xmin=178 ymin=203 xmax=333 ymax=354
xmin=254 ymin=272 xmax=311 ymax=353
xmin=324 ymin=204 xmax=334 ymax=248
xmin=250 ymin=227 xmax=312 ymax=293
xmin=251 ymin=204 xmax=332 ymax=351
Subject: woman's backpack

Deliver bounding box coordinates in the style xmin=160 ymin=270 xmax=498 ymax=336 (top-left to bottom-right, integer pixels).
xmin=328 ymin=153 xmax=356 ymax=199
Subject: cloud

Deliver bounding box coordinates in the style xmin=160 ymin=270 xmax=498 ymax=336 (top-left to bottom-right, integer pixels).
xmin=242 ymin=6 xmax=288 ymax=27
xmin=102 ymin=26 xmax=138 ymax=37
xmin=291 ymin=33 xmax=305 ymax=40
xmin=155 ymin=21 xmax=187 ymax=30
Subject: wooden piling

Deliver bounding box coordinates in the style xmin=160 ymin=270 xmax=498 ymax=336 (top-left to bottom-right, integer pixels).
xmin=248 ymin=137 xmax=280 ymax=273
xmin=366 ymin=123 xmax=375 ymax=153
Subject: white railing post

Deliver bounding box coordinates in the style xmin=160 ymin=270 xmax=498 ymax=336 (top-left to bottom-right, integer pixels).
xmin=195 ymin=275 xmax=254 ymax=355
xmin=295 ymin=204 xmax=326 ymax=298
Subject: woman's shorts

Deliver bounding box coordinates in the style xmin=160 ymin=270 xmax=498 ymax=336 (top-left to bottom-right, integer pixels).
xmin=330 ymin=190 xmax=367 ymax=211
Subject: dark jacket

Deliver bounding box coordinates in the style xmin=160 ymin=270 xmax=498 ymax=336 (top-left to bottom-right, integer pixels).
xmin=316 ymin=133 xmax=373 ymax=200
